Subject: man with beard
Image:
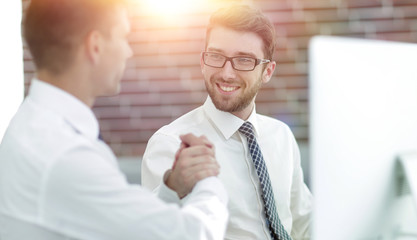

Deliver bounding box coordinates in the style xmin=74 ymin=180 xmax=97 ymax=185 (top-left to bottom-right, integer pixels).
xmin=142 ymin=4 xmax=312 ymax=240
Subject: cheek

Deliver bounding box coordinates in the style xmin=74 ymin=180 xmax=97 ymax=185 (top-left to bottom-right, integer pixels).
xmin=108 ymin=41 xmax=124 ymax=61
xmin=202 ymin=67 xmax=215 ymax=80
xmin=114 ymin=45 xmax=124 ymax=60
xmin=252 ymin=70 xmax=265 ymax=84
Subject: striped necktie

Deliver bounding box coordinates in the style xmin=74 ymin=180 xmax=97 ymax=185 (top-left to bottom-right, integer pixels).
xmin=239 ymin=121 xmax=292 ymax=240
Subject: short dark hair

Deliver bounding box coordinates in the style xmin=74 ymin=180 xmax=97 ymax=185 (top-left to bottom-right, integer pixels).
xmin=23 ymin=0 xmax=125 ymax=74
xmin=205 ymin=5 xmax=276 ymax=60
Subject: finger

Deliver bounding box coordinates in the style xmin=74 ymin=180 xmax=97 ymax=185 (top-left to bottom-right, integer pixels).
xmin=175 ymin=144 xmax=187 ymax=159
xmin=169 ymin=160 xmax=218 ymax=191
xmin=179 ymin=145 xmax=215 ymax=160
xmin=173 ymin=141 xmax=190 ymax=169
xmin=173 ymin=144 xmax=186 ymax=169
xmin=180 ymin=139 xmax=190 ymax=148
xmin=197 ymin=135 xmax=214 ymax=149
xmin=175 ymin=154 xmax=217 ymax=171
xmin=183 ymin=163 xmax=220 ymax=184
xmin=170 ymin=160 xmax=220 ymax=198
xmin=180 ymin=134 xmax=213 ymax=148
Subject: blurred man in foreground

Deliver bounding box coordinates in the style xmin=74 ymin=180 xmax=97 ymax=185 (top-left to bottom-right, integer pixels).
xmin=0 ymin=0 xmax=228 ymax=239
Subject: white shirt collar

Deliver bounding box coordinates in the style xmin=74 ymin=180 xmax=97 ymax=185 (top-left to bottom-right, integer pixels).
xmin=29 ymin=79 xmax=99 ymax=140
xmin=203 ymin=96 xmax=259 ymax=140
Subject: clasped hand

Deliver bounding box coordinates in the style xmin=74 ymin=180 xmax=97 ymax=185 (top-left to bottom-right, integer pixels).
xmin=165 ymin=133 xmax=219 ymax=198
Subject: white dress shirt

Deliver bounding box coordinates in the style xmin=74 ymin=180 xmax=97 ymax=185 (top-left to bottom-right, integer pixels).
xmin=142 ymin=97 xmax=313 ymax=240
xmin=0 ymin=79 xmax=228 ymax=240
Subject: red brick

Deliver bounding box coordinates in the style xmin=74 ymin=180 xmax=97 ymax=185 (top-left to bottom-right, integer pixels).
xmin=21 ymin=0 xmax=417 ymax=157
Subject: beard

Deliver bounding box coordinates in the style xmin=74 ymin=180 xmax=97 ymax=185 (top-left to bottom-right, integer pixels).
xmin=205 ymin=75 xmax=263 ymax=113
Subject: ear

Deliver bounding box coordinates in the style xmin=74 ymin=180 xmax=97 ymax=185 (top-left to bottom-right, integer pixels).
xmin=84 ymin=30 xmax=102 ymax=65
xmin=261 ymin=61 xmax=276 ymax=84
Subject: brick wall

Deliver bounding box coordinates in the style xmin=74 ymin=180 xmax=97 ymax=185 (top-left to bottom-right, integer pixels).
xmin=22 ymin=0 xmax=417 ymax=157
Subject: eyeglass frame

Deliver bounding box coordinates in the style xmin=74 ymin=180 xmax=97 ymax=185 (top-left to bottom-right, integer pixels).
xmin=201 ymin=51 xmax=271 ymax=71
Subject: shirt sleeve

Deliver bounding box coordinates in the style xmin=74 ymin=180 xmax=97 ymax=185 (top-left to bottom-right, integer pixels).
xmin=289 ymin=134 xmax=313 ymax=240
xmin=42 ymin=144 xmax=228 ymax=240
xmin=141 ymin=132 xmax=179 ymax=192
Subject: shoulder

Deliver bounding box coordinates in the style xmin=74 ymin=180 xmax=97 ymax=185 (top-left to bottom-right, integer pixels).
xmin=257 ymin=113 xmax=293 ymax=134
xmin=256 ymin=113 xmax=298 ymax=147
xmin=153 ymin=106 xmax=206 ymax=137
xmin=2 ymin=99 xmax=96 ymax=165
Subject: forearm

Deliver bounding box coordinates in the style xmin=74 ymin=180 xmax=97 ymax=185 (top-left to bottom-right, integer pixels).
xmin=142 ymin=132 xmax=178 ymax=191
xmin=48 ymin=152 xmax=228 ymax=240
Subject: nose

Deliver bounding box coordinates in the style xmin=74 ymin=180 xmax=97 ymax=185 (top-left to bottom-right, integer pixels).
xmin=220 ymin=60 xmax=236 ymax=80
xmin=126 ymin=44 xmax=133 ymax=59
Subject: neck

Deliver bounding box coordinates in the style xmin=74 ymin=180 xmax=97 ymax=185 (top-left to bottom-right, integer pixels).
xmin=232 ymin=103 xmax=254 ymax=121
xmin=36 ymin=70 xmax=95 ymax=108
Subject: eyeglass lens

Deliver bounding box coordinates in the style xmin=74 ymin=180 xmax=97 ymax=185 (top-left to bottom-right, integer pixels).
xmin=203 ymin=52 xmax=256 ymax=71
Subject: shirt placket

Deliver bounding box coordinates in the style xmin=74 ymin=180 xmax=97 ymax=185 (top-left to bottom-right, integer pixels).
xmin=239 ymin=132 xmax=273 ymax=240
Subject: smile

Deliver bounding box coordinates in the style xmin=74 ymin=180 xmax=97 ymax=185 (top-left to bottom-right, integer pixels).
xmin=218 ymin=84 xmax=238 ymax=92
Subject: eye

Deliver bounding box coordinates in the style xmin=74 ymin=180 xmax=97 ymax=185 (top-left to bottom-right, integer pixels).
xmin=206 ymin=53 xmax=224 ymax=61
xmin=208 ymin=53 xmax=223 ymax=60
xmin=236 ymin=57 xmax=255 ymax=65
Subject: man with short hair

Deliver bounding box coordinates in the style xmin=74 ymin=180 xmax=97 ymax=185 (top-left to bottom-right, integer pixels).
xmin=0 ymin=0 xmax=228 ymax=239
xmin=142 ymin=5 xmax=312 ymax=240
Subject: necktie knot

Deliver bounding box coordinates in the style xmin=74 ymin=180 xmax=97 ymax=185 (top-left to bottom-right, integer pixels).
xmin=239 ymin=121 xmax=255 ymax=139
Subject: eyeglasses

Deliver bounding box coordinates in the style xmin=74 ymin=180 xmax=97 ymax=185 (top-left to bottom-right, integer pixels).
xmin=202 ymin=51 xmax=271 ymax=71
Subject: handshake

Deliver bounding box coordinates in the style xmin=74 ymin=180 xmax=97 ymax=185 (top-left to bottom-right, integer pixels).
xmin=164 ymin=134 xmax=220 ymax=198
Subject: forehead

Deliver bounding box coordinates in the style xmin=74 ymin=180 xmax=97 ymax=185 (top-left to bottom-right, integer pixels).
xmin=107 ymin=6 xmax=130 ymax=35
xmin=206 ymin=26 xmax=264 ymax=57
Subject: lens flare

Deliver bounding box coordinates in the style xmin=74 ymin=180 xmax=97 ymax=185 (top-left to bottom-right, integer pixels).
xmin=143 ymin=0 xmax=209 ymax=16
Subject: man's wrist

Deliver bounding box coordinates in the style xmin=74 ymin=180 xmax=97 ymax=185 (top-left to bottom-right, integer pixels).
xmin=163 ymin=169 xmax=187 ymax=198
xmin=163 ymin=169 xmax=173 ymax=188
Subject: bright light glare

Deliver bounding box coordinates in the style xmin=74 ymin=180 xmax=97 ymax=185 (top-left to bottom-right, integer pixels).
xmin=144 ymin=0 xmax=209 ymax=15
xmin=0 ymin=0 xmax=23 ymax=140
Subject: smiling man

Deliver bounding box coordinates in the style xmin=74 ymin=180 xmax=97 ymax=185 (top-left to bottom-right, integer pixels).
xmin=142 ymin=4 xmax=313 ymax=240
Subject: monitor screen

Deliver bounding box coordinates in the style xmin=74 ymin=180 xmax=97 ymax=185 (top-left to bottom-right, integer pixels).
xmin=309 ymin=36 xmax=417 ymax=239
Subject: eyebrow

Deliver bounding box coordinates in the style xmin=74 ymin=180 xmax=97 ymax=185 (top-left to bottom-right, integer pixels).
xmin=206 ymin=47 xmax=258 ymax=58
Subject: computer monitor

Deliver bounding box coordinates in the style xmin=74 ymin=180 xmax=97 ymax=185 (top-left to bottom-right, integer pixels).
xmin=309 ymin=36 xmax=417 ymax=239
